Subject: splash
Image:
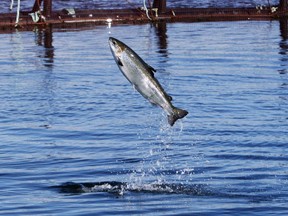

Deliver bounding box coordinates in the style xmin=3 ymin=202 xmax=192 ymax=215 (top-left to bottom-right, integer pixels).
xmin=129 ymin=113 xmax=193 ymax=191
xmin=53 ymin=109 xmax=193 ymax=197
xmin=53 ymin=181 xmax=213 ymax=197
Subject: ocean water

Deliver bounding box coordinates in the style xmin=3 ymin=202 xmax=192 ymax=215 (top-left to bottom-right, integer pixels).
xmin=0 ymin=20 xmax=288 ymax=215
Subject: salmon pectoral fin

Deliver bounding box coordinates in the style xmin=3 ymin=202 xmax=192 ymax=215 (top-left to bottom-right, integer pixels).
xmin=167 ymin=108 xmax=188 ymax=126
xmin=117 ymin=57 xmax=123 ymax=66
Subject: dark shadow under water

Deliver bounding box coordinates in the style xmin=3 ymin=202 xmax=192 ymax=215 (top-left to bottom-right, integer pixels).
xmin=52 ymin=181 xmax=215 ymax=196
xmin=51 ymin=181 xmax=279 ymax=204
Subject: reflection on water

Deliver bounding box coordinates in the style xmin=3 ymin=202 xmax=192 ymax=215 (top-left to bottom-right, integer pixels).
xmin=34 ymin=25 xmax=54 ymax=67
xmin=154 ymin=21 xmax=168 ymax=59
xmin=43 ymin=25 xmax=54 ymax=67
xmin=278 ymin=19 xmax=288 ymax=119
xmin=9 ymin=26 xmax=54 ymax=69
xmin=279 ymin=19 xmax=288 ymax=75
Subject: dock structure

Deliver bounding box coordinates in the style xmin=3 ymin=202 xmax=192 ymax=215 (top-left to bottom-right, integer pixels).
xmin=0 ymin=0 xmax=288 ymax=32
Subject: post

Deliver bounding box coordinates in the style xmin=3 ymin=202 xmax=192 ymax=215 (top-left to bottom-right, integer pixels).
xmin=279 ymin=0 xmax=288 ymax=12
xmin=43 ymin=0 xmax=52 ymax=18
xmin=32 ymin=0 xmax=42 ymax=12
xmin=153 ymin=0 xmax=166 ymax=14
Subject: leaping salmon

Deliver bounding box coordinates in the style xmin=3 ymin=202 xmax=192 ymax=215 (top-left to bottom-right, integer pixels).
xmin=108 ymin=37 xmax=188 ymax=126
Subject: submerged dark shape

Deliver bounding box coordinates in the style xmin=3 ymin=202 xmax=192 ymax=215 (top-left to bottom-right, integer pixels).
xmin=108 ymin=37 xmax=188 ymax=126
xmin=52 ymin=181 xmax=274 ymax=203
xmin=52 ymin=181 xmax=127 ymax=195
xmin=52 ymin=181 xmax=214 ymax=196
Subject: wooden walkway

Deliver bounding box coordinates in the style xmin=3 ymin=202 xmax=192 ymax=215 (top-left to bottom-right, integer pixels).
xmin=0 ymin=6 xmax=287 ymax=32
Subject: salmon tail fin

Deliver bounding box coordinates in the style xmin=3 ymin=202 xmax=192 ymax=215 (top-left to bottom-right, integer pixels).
xmin=167 ymin=107 xmax=188 ymax=126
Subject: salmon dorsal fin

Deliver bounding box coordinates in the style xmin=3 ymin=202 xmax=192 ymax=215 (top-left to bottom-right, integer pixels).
xmin=149 ymin=65 xmax=156 ymax=73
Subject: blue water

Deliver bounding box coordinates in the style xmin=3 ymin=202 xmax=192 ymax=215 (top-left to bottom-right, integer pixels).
xmin=0 ymin=20 xmax=288 ymax=215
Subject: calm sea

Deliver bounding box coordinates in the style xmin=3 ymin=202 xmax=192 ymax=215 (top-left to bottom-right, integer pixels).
xmin=1 ymin=2 xmax=288 ymax=215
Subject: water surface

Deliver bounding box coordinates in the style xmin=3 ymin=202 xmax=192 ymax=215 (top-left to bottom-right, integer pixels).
xmin=0 ymin=20 xmax=288 ymax=215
